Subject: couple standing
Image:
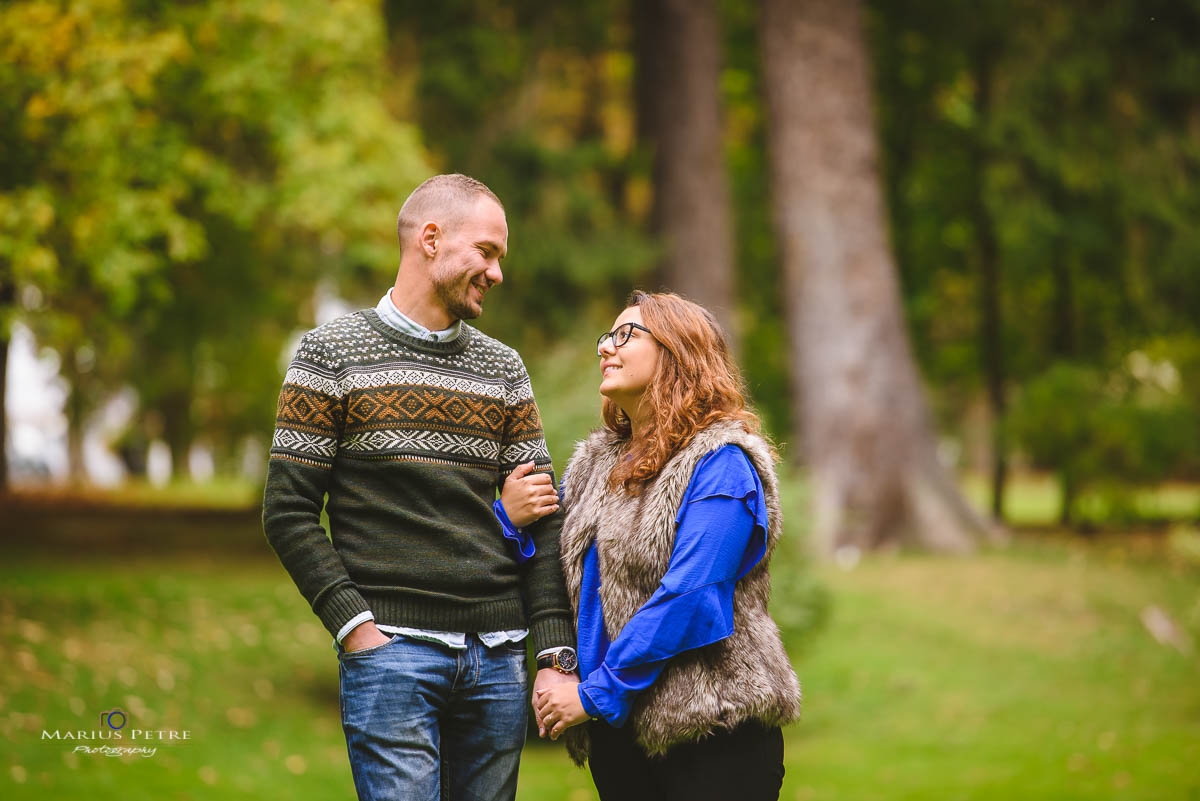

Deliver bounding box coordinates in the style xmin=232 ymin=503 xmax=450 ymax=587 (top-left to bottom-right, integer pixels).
xmin=263 ymin=174 xmax=800 ymax=801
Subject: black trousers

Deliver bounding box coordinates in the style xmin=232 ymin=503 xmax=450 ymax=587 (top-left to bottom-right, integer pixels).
xmin=588 ymin=719 xmax=785 ymax=801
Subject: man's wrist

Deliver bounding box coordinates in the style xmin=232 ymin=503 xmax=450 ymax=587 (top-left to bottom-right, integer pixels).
xmin=536 ymin=646 xmax=578 ymax=674
xmin=336 ymin=611 xmax=376 ymax=644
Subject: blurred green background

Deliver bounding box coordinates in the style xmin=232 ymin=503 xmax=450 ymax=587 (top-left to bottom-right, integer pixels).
xmin=2 ymin=0 xmax=1198 ymax=798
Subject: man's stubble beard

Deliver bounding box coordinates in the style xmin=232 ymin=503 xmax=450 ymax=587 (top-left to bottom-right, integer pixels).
xmin=435 ymin=282 xmax=477 ymax=321
xmin=432 ymin=260 xmax=482 ymax=322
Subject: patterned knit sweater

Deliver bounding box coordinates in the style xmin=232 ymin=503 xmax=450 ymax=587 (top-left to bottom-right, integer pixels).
xmin=262 ymin=308 xmax=574 ymax=655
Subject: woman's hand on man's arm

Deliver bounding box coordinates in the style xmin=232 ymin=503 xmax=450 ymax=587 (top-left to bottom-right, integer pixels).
xmin=499 ymin=462 xmax=560 ymax=528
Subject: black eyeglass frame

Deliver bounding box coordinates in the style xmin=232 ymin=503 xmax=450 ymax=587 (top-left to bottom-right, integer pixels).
xmin=596 ymin=322 xmax=653 ymax=356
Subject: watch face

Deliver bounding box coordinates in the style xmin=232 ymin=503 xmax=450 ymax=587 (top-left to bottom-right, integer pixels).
xmin=557 ymin=649 xmax=578 ymax=672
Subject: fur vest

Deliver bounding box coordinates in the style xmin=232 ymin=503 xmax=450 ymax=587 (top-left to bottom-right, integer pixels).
xmin=559 ymin=421 xmax=801 ymax=762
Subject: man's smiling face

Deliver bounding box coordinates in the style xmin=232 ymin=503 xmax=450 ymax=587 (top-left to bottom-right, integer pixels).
xmin=431 ymin=195 xmax=508 ymax=321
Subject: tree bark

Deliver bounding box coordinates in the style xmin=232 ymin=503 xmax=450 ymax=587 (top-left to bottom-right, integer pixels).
xmin=63 ymin=364 xmax=87 ymax=484
xmin=1048 ymin=181 xmax=1077 ymax=360
xmin=758 ymin=0 xmax=999 ymax=553
xmin=159 ymin=389 xmax=194 ymax=482
xmin=1060 ymin=469 xmax=1075 ymax=529
xmin=634 ymin=0 xmax=737 ymax=343
xmin=969 ymin=41 xmax=1008 ymax=522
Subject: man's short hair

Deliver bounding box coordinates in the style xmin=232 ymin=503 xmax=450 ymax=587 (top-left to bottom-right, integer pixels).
xmin=396 ymin=174 xmax=503 ymax=251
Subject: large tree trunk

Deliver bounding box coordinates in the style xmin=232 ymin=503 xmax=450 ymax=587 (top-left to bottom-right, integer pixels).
xmin=634 ymin=0 xmax=737 ymax=343
xmin=758 ymin=0 xmax=998 ymax=553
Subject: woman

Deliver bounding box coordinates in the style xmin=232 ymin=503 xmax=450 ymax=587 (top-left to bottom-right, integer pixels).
xmin=509 ymin=291 xmax=800 ymax=801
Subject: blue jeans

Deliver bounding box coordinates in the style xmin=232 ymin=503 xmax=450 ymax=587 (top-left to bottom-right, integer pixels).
xmin=338 ymin=633 xmax=528 ymax=801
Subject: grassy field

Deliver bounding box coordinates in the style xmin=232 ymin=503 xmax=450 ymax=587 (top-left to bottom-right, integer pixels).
xmin=3 ymin=531 xmax=1197 ymax=800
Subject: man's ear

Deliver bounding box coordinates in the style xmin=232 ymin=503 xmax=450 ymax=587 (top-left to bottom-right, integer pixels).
xmin=419 ymin=221 xmax=440 ymax=258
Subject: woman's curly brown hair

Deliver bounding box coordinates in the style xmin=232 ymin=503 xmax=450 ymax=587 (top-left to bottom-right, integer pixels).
xmin=603 ymin=291 xmax=765 ymax=493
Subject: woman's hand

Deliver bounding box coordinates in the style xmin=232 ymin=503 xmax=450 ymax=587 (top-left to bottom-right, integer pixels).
xmin=533 ymin=683 xmax=590 ymax=741
xmin=500 ymin=462 xmax=560 ymax=528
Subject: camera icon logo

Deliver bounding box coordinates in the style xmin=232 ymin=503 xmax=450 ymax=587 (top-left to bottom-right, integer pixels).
xmin=100 ymin=709 xmax=128 ymax=731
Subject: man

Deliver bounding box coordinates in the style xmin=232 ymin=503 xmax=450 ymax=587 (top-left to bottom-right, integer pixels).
xmin=263 ymin=174 xmax=578 ymax=801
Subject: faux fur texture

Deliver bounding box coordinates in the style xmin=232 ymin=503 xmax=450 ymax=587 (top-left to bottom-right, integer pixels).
xmin=560 ymin=421 xmax=801 ymax=763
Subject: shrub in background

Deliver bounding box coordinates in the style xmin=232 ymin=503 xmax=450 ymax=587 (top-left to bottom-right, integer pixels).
xmin=1008 ymin=353 xmax=1198 ymax=529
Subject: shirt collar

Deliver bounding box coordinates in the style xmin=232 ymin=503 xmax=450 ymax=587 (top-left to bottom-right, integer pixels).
xmin=376 ymin=290 xmax=462 ymax=342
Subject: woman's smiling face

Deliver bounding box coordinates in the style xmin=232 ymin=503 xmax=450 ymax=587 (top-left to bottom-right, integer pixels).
xmin=598 ymin=306 xmax=659 ymax=412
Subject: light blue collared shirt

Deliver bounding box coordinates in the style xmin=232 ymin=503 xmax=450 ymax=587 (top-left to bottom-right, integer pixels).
xmin=375 ymin=289 xmax=463 ymax=342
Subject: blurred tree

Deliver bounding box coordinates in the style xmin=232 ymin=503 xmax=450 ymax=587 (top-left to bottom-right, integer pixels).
xmin=871 ymin=0 xmax=1200 ymax=528
xmin=382 ymin=0 xmax=655 ymax=351
xmin=1009 ymin=359 xmax=1197 ymax=528
xmin=0 ymin=1 xmax=197 ymax=481
xmin=0 ymin=0 xmax=428 ymax=482
xmin=868 ymin=0 xmax=1014 ymax=520
xmin=116 ymin=0 xmax=430 ymax=476
xmin=719 ymin=0 xmax=793 ymax=440
xmin=3 ymin=0 xmax=1197 ymax=510
xmin=965 ymin=11 xmax=1007 ymax=521
xmin=868 ymin=0 xmax=992 ymax=431
xmin=634 ymin=0 xmax=737 ymax=342
xmin=758 ymin=0 xmax=996 ymax=552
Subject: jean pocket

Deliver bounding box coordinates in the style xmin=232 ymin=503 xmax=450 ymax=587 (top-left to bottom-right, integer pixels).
xmin=340 ymin=634 xmax=400 ymax=660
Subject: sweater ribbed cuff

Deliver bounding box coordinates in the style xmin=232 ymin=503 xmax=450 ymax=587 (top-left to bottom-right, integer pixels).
xmin=315 ymin=585 xmax=372 ymax=638
xmin=529 ymin=614 xmax=575 ymax=658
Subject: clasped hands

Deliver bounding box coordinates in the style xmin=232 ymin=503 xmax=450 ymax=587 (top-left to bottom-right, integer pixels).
xmin=503 ymin=464 xmax=586 ymax=739
xmin=532 ymin=670 xmax=588 ymax=740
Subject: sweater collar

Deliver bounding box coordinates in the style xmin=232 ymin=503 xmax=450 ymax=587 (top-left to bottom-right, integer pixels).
xmin=360 ymin=309 xmax=471 ymax=354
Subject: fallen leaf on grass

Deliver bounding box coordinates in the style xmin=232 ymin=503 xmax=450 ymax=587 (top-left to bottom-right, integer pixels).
xmin=1140 ymin=605 xmax=1192 ymax=654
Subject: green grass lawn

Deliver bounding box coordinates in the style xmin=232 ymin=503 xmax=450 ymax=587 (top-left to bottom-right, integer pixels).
xmin=959 ymin=474 xmax=1200 ymax=527
xmin=776 ymin=539 xmax=1200 ymax=801
xmin=2 ymin=537 xmax=1197 ymax=800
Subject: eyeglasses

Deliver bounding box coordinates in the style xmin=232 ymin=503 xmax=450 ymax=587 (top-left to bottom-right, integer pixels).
xmin=596 ymin=322 xmax=653 ymax=356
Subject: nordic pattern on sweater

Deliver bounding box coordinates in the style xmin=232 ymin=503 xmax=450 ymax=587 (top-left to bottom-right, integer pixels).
xmin=271 ymin=311 xmax=549 ymax=470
